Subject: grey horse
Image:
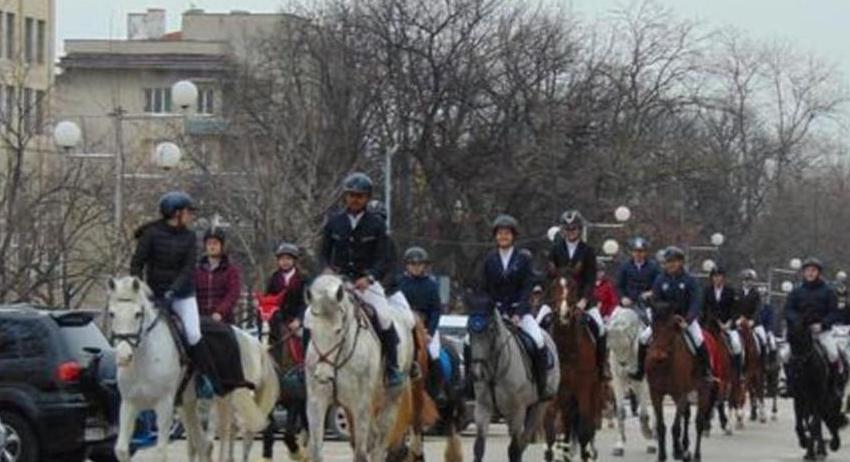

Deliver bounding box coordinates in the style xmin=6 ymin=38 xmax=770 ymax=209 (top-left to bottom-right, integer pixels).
xmin=467 ymin=295 xmax=560 ymax=462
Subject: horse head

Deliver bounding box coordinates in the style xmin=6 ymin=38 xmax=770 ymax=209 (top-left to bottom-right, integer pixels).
xmin=304 ymin=274 xmax=353 ymax=383
xmin=607 ymin=307 xmax=642 ymax=368
xmin=551 ymin=277 xmax=580 ymax=324
xmin=106 ymin=276 xmax=154 ymax=368
xmin=464 ymin=292 xmax=502 ymax=381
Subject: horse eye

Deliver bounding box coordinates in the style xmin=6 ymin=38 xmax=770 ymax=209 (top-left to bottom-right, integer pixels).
xmin=108 ymin=312 xmax=115 ymax=318
xmin=135 ymin=312 xmax=142 ymax=319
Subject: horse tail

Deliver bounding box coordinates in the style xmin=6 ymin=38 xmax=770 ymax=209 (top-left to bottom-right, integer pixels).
xmin=444 ymin=422 xmax=464 ymax=462
xmin=256 ymin=347 xmax=281 ymax=419
xmin=387 ymin=383 xmax=414 ymax=448
xmin=230 ymin=387 xmax=269 ymax=434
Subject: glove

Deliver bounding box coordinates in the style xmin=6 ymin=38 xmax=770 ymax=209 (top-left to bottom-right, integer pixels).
xmin=640 ymin=291 xmax=653 ymax=301
xmin=577 ymin=298 xmax=588 ymax=310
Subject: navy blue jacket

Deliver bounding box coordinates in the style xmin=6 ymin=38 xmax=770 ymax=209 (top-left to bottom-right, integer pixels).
xmin=652 ymin=271 xmax=702 ymax=322
xmin=320 ymin=210 xmax=390 ymax=282
xmin=617 ymin=259 xmax=661 ymax=302
xmin=398 ymin=273 xmax=442 ymax=335
xmin=785 ymin=279 xmax=840 ymax=330
xmin=758 ymin=303 xmax=775 ymax=333
xmin=483 ymin=248 xmax=535 ymax=317
xmin=548 ymin=236 xmax=597 ymax=301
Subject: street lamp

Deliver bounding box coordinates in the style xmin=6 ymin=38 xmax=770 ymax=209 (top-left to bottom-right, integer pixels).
xmin=781 ymin=281 xmax=794 ymax=293
xmin=614 ymin=206 xmax=631 ymax=223
xmin=837 ymin=271 xmax=848 ymax=282
xmin=602 ymin=239 xmax=620 ymax=256
xmin=153 ymin=142 xmax=182 ymax=170
xmin=172 ymin=80 xmax=199 ymax=111
xmin=710 ymin=233 xmax=725 ymax=247
xmin=702 ymin=259 xmax=716 ymax=273
xmin=584 ymin=205 xmax=632 ymax=241
xmin=789 ymin=258 xmax=802 ymax=271
xmin=54 ymin=121 xmax=81 ymax=150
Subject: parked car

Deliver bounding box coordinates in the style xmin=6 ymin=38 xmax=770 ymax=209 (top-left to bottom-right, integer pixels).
xmin=0 ymin=305 xmax=119 ymax=462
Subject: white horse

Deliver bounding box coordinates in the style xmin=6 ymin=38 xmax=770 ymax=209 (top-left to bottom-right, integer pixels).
xmin=606 ymin=306 xmax=656 ymax=457
xmin=107 ymin=276 xmax=271 ymax=462
xmin=303 ymin=274 xmax=415 ymax=462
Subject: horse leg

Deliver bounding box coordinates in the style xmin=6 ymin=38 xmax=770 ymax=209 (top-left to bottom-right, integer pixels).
xmin=114 ymin=400 xmax=138 ymax=462
xmin=612 ymin=378 xmax=626 ymax=457
xmin=473 ymin=401 xmax=492 ymax=462
xmin=671 ymin=407 xmax=683 ymax=461
xmin=653 ymin=397 xmax=667 ymax=462
xmin=544 ymin=406 xmax=557 ymax=462
xmin=814 ymin=413 xmax=827 ymax=458
xmin=181 ymin=384 xmax=212 ymax=462
xmin=214 ymin=398 xmax=233 ymax=462
xmin=681 ymin=403 xmax=692 ymax=461
xmin=506 ymin=407 xmax=527 ymax=462
xmin=638 ymin=382 xmax=656 ymax=454
xmin=154 ymin=398 xmax=176 ymax=462
xmin=306 ymin=393 xmax=330 ymax=462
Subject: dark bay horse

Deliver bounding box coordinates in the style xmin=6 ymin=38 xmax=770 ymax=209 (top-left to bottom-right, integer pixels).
xmin=646 ymin=301 xmax=717 ymax=462
xmin=544 ymin=277 xmax=602 ymax=462
xmin=737 ymin=321 xmax=765 ymax=426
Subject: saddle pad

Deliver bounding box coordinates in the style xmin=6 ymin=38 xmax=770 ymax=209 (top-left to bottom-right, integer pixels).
xmin=702 ymin=329 xmax=723 ymax=379
xmin=438 ymin=348 xmax=453 ymax=380
xmin=200 ymin=317 xmax=249 ymax=394
xmin=506 ymin=324 xmax=555 ymax=370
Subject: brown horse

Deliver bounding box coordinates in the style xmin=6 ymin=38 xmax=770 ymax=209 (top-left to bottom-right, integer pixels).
xmin=736 ymin=320 xmax=766 ymax=426
xmin=544 ymin=277 xmax=603 ymax=462
xmin=645 ymin=301 xmax=717 ymax=462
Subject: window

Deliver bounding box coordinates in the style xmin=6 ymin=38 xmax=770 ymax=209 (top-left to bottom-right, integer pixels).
xmin=34 ymin=90 xmax=44 ymax=133
xmin=143 ymin=87 xmax=172 ymax=113
xmin=5 ymin=85 xmax=14 ymax=123
xmin=0 ymin=319 xmax=47 ymax=359
xmin=24 ymin=17 xmax=32 ymax=62
xmin=6 ymin=13 xmax=14 ymax=59
xmin=36 ymin=20 xmax=44 ymax=64
xmin=0 ymin=320 xmax=17 ymax=359
xmin=197 ymin=88 xmax=215 ymax=114
xmin=22 ymin=88 xmax=31 ymax=133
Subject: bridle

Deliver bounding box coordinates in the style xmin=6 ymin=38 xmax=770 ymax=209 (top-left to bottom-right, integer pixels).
xmin=468 ymin=308 xmax=514 ymax=414
xmin=109 ymin=298 xmax=161 ymax=351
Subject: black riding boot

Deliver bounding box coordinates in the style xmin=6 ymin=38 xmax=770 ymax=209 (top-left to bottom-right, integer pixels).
xmin=428 ymin=358 xmax=447 ymax=404
xmin=534 ymin=346 xmax=552 ymax=400
xmin=629 ymin=343 xmax=648 ymax=381
xmin=598 ymin=335 xmax=612 ymax=381
xmin=380 ymin=327 xmax=404 ymax=387
xmin=188 ymin=341 xmax=224 ymax=396
xmin=697 ymin=344 xmax=716 ymax=382
xmin=732 ymin=353 xmax=743 ymax=378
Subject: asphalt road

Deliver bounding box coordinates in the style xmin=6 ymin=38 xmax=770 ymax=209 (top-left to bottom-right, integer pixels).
xmin=124 ymin=397 xmax=848 ymax=461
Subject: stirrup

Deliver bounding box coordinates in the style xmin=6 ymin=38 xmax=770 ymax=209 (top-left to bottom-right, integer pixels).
xmin=410 ymin=362 xmax=422 ymax=380
xmin=196 ymin=375 xmax=215 ymax=399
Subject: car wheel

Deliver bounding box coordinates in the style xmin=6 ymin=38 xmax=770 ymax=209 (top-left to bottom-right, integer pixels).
xmin=328 ymin=406 xmax=350 ymax=441
xmin=0 ymin=411 xmax=38 ymax=462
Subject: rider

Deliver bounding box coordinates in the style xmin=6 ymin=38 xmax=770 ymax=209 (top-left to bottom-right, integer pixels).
xmin=532 ymin=284 xmax=553 ymax=331
xmin=631 ymin=246 xmax=714 ymax=383
xmin=130 ymin=191 xmax=223 ymax=395
xmin=483 ymin=214 xmax=551 ymax=399
xmin=547 ymin=210 xmax=610 ymax=380
xmin=594 ymin=259 xmax=619 ymax=320
xmin=616 ymin=237 xmax=660 ymax=321
xmin=319 ymin=172 xmax=404 ymax=387
xmin=703 ymin=266 xmax=743 ymax=377
xmin=784 ymin=257 xmax=844 ymax=393
xmin=398 ymin=246 xmax=445 ymax=399
xmin=737 ymin=269 xmax=767 ymax=365
xmin=193 ymin=227 xmax=242 ymax=324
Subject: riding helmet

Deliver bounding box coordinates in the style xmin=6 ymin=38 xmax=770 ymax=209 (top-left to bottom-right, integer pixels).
xmin=403 ymin=246 xmax=430 ymax=264
xmin=275 ymin=242 xmax=301 ymax=259
xmin=663 ymin=246 xmax=685 ymax=262
xmin=802 ymin=257 xmax=823 ymax=271
xmin=709 ymin=266 xmax=726 ymax=277
xmin=203 ymin=227 xmax=226 ymax=245
xmin=492 ymin=214 xmax=519 ymax=236
xmin=159 ymin=191 xmax=196 ymax=218
xmin=630 ymin=237 xmax=649 ymax=251
xmin=342 ymin=172 xmax=373 ymax=196
xmin=740 ymin=269 xmax=758 ymax=280
xmin=559 ymin=210 xmax=585 ymax=230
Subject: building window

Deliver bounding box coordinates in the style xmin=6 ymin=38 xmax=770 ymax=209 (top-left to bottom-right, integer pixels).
xmin=34 ymin=90 xmax=44 ymax=134
xmin=144 ymin=88 xmax=172 ymax=114
xmin=24 ymin=17 xmax=33 ymax=62
xmin=22 ymin=88 xmax=31 ymax=133
xmin=5 ymin=85 xmax=13 ymax=123
xmin=36 ymin=20 xmax=44 ymax=64
xmin=6 ymin=13 xmax=14 ymax=60
xmin=197 ymin=88 xmax=214 ymax=114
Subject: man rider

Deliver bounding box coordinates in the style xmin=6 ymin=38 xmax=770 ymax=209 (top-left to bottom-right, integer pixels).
xmin=617 ymin=237 xmax=661 ymax=320
xmin=319 ymin=173 xmax=404 ymax=387
xmin=631 ymin=246 xmax=714 ymax=382
xmin=703 ymin=267 xmax=743 ymax=377
xmin=483 ymin=214 xmax=551 ymax=399
xmin=547 ymin=210 xmax=610 ymax=380
xmin=737 ymin=269 xmax=767 ymax=365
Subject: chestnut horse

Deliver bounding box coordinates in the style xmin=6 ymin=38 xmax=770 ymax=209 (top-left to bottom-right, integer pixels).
xmin=645 ymin=301 xmax=717 ymax=462
xmin=544 ymin=277 xmax=602 ymax=462
xmin=736 ymin=320 xmax=765 ymax=426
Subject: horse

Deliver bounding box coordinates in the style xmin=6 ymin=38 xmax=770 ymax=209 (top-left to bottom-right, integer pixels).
xmin=606 ymin=306 xmax=655 ymax=457
xmin=107 ymin=276 xmax=271 ymax=462
xmin=764 ymin=342 xmax=782 ymax=421
xmin=737 ymin=320 xmax=765 ymax=427
xmin=786 ymin=323 xmax=846 ymax=460
xmin=702 ymin=318 xmax=740 ymax=437
xmin=542 ymin=277 xmax=602 ymax=462
xmin=466 ymin=292 xmax=559 ymax=462
xmin=645 ymin=301 xmax=717 ymax=462
xmin=303 ymin=274 xmax=416 ymax=462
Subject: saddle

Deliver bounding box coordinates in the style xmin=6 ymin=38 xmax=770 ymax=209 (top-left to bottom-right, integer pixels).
xmin=198 ymin=317 xmax=252 ymax=394
xmin=504 ymin=322 xmax=554 ymax=370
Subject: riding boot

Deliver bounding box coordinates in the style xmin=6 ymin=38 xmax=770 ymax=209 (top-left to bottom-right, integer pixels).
xmin=380 ymin=326 xmax=405 ymax=388
xmin=629 ymin=343 xmax=648 ymax=381
xmin=428 ymin=358 xmax=447 ymax=404
xmin=696 ymin=344 xmax=717 ymax=383
xmin=534 ymin=345 xmax=552 ymax=400
xmin=597 ymin=334 xmax=612 ymax=381
xmin=732 ymin=353 xmax=743 ymax=379
xmin=410 ymin=328 xmax=422 ymax=380
xmin=188 ymin=341 xmax=224 ymax=397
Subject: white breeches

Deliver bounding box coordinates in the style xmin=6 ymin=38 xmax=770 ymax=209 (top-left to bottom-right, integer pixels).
xmin=428 ymin=333 xmax=441 ymax=360
xmin=357 ymin=282 xmax=392 ymax=330
xmin=173 ymin=296 xmax=201 ymax=346
xmin=817 ymin=330 xmax=840 ymax=363
xmin=726 ymin=329 xmax=743 ymax=355
xmin=754 ymin=325 xmax=767 ymax=347
xmin=767 ymin=332 xmax=777 ymax=351
xmin=587 ymin=306 xmax=606 ymax=336
xmin=521 ymin=314 xmax=545 ymax=348
xmin=638 ymin=319 xmax=703 ymax=348
xmin=536 ymin=304 xmax=552 ymax=326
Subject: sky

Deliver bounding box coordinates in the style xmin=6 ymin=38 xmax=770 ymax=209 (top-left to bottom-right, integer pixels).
xmin=56 ymin=0 xmax=850 ymax=83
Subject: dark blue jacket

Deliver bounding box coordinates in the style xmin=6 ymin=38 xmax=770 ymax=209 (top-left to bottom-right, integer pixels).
xmin=757 ymin=303 xmax=775 ymax=333
xmin=398 ymin=273 xmax=442 ymax=335
xmin=784 ymin=279 xmax=840 ymax=330
xmin=548 ymin=237 xmax=597 ymax=301
xmin=483 ymin=248 xmax=535 ymax=317
xmin=652 ymin=271 xmax=702 ymax=322
xmin=320 ymin=210 xmax=390 ymax=282
xmin=617 ymin=259 xmax=661 ymax=302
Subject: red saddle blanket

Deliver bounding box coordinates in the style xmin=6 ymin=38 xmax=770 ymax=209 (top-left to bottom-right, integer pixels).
xmin=702 ymin=329 xmax=726 ymax=381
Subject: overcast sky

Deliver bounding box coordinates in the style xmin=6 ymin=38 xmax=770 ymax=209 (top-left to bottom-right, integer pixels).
xmin=57 ymin=0 xmax=850 ymax=83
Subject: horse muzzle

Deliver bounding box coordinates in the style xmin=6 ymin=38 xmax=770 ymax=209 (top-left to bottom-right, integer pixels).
xmin=115 ymin=343 xmax=134 ymax=368
xmin=312 ymin=363 xmax=335 ymax=384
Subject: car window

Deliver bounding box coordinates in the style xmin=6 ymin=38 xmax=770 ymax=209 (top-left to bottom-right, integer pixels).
xmin=58 ymin=322 xmax=111 ymax=362
xmin=0 ymin=319 xmax=48 ymax=359
xmin=0 ymin=320 xmax=17 ymax=359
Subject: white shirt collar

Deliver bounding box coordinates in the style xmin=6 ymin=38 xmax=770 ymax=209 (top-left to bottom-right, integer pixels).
xmin=283 ymin=268 xmax=296 ymax=285
xmin=714 ymin=285 xmax=723 ymax=299
xmin=499 ymin=247 xmax=514 ymax=270
xmin=566 ymin=240 xmax=579 ymax=258
xmin=348 ymin=211 xmax=364 ymax=229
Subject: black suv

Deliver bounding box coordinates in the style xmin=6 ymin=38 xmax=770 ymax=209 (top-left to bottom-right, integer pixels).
xmin=0 ymin=305 xmax=119 ymax=462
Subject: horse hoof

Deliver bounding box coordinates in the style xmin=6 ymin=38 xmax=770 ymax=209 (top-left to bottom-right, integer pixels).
xmin=771 ymin=413 xmax=778 ymax=422
xmin=735 ymin=421 xmax=744 ymax=431
xmin=759 ymin=417 xmax=767 ymax=424
xmin=724 ymin=428 xmax=733 ymax=436
xmin=682 ymin=451 xmax=692 ymax=462
xmin=612 ymin=447 xmax=625 ymax=457
xmin=830 ymin=437 xmax=841 ymax=452
xmin=804 ymin=453 xmax=816 ymax=461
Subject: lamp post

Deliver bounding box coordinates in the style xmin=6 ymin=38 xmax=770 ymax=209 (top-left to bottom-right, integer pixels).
xmin=583 ymin=205 xmax=631 ymax=242
xmin=766 ymin=258 xmax=801 ymax=306
xmin=685 ymin=232 xmax=724 ymax=277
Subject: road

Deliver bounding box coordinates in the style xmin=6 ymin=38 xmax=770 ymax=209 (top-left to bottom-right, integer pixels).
xmin=124 ymin=398 xmax=842 ymax=461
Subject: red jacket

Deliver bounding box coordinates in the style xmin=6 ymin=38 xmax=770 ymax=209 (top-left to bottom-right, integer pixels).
xmin=194 ymin=255 xmax=242 ymax=324
xmin=594 ymin=278 xmax=619 ymax=319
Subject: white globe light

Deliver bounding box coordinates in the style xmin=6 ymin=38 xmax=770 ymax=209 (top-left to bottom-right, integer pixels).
xmin=837 ymin=271 xmax=848 ymax=282
xmin=54 ymin=120 xmax=82 ymax=149
xmin=614 ymin=206 xmax=631 ymax=223
xmin=781 ymin=281 xmax=794 ymax=293
xmin=153 ymin=142 xmax=182 ymax=169
xmin=172 ymin=80 xmax=198 ymax=110
xmin=702 ymin=259 xmax=716 ymax=273
xmin=602 ymin=239 xmax=620 ymax=256
xmin=789 ymin=258 xmax=802 ymax=271
xmin=656 ymin=250 xmax=666 ymax=263
xmin=547 ymin=226 xmax=560 ymax=242
xmin=710 ymin=233 xmax=725 ymax=247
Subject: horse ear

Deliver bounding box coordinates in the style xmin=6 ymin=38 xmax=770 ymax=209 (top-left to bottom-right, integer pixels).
xmin=304 ymin=287 xmax=312 ymax=305
xmin=336 ymin=284 xmax=344 ymax=303
xmin=132 ymin=277 xmax=141 ymax=292
xmin=107 ymin=278 xmax=116 ymax=292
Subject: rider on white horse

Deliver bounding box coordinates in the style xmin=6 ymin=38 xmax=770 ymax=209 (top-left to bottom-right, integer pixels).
xmin=130 ymin=191 xmax=223 ymax=396
xmin=737 ymin=269 xmax=767 ymax=365
xmin=703 ymin=266 xmax=744 ymax=377
xmin=547 ymin=209 xmax=611 ymax=380
xmin=319 ymin=172 xmax=405 ymax=387
xmin=617 ymin=237 xmax=661 ymax=323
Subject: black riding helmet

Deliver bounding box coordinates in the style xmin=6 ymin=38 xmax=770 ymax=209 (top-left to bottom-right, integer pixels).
xmin=159 ymin=191 xmax=196 ymax=218
xmin=802 ymin=257 xmax=823 ymax=272
xmin=342 ymin=172 xmax=374 ymax=196
xmin=663 ymin=246 xmax=685 ymax=262
xmin=559 ymin=210 xmax=585 ymax=230
xmin=709 ymin=266 xmax=726 ymax=277
xmin=630 ymin=237 xmax=649 ymax=251
xmin=404 ymin=246 xmax=429 ymax=264
xmin=275 ymin=242 xmax=301 ymax=259
xmin=203 ymin=227 xmax=226 ymax=245
xmin=492 ymin=214 xmax=519 ymax=236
